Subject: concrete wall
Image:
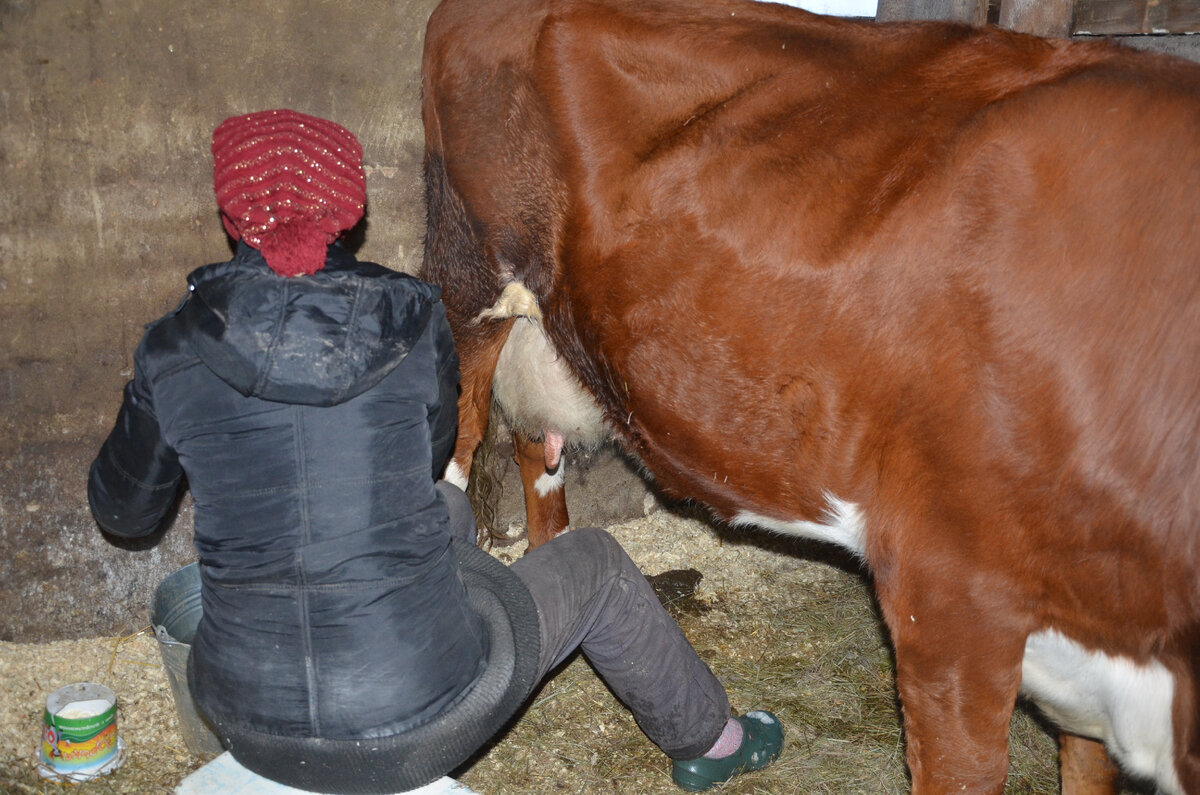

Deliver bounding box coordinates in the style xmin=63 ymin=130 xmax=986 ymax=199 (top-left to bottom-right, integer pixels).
xmin=0 ymin=0 xmax=439 ymax=641
xmin=1 ymin=0 xmax=1197 ymax=642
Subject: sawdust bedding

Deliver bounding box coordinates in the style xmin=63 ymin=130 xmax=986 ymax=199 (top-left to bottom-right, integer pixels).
xmin=0 ymin=509 xmax=1065 ymax=794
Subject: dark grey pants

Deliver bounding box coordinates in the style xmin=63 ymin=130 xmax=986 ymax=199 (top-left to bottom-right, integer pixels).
xmin=436 ymin=482 xmax=730 ymax=760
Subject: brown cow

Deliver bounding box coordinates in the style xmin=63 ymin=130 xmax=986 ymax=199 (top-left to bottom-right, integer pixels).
xmin=418 ymin=0 xmax=1200 ymax=792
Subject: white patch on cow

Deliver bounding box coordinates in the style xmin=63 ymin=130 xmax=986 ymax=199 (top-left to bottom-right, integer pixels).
xmin=492 ymin=316 xmax=609 ymax=448
xmin=444 ymin=460 xmax=468 ymax=491
xmin=474 ymin=280 xmax=543 ymax=323
xmin=534 ymin=462 xmax=566 ymax=498
xmin=1021 ymin=629 xmax=1182 ymax=795
xmin=731 ymin=494 xmax=866 ymax=558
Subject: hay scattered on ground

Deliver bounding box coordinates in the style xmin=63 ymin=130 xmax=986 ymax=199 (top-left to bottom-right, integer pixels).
xmin=0 ymin=510 xmax=1129 ymax=793
xmin=0 ymin=630 xmax=204 ymax=794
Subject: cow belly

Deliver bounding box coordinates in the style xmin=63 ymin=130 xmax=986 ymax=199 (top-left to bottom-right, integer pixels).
xmin=492 ymin=317 xmax=609 ymax=448
xmin=731 ymin=495 xmax=867 ymax=558
xmin=1021 ymin=629 xmax=1181 ymax=794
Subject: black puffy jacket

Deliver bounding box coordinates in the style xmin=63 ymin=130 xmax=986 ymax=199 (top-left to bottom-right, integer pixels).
xmin=89 ymin=242 xmax=489 ymax=742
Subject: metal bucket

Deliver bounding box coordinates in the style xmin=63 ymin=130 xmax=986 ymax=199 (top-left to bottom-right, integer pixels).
xmin=150 ymin=563 xmax=224 ymax=757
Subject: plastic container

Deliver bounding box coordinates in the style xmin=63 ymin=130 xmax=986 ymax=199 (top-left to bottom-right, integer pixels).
xmin=151 ymin=563 xmax=225 ymax=757
xmin=37 ymin=682 xmax=125 ymax=782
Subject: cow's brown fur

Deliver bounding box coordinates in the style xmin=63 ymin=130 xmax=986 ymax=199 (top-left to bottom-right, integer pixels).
xmin=419 ymin=1 xmax=1200 ymax=791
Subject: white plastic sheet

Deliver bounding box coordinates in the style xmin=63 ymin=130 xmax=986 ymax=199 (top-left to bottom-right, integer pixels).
xmin=175 ymin=752 xmax=481 ymax=795
xmin=759 ymin=0 xmax=879 ymax=17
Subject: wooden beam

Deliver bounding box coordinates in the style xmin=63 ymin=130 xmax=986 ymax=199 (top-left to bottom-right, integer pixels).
xmin=999 ymin=0 xmax=1073 ymax=36
xmin=1073 ymin=0 xmax=1200 ymax=34
xmin=876 ymin=0 xmax=989 ymax=25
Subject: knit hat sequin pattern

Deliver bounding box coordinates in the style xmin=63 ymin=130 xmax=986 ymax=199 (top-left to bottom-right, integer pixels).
xmin=213 ymin=109 xmax=366 ymax=277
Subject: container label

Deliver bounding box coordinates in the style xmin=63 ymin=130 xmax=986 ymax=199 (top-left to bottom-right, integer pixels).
xmin=41 ymin=705 xmax=118 ymax=771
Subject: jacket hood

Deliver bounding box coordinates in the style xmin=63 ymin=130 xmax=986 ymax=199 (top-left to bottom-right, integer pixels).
xmin=180 ymin=243 xmax=440 ymax=406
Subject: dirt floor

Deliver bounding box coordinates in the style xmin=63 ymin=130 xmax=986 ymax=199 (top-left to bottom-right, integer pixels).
xmin=0 ymin=448 xmax=1149 ymax=794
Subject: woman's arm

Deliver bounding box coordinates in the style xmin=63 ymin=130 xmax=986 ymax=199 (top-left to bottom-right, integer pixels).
xmin=87 ymin=360 xmax=184 ymax=538
xmin=428 ymin=301 xmax=461 ymax=479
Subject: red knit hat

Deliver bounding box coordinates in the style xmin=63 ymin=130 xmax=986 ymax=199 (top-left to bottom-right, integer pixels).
xmin=212 ymin=109 xmax=366 ymax=277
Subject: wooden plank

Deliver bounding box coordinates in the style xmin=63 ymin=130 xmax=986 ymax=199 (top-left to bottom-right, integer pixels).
xmin=876 ymin=0 xmax=989 ymax=24
xmin=999 ymin=0 xmax=1074 ymax=36
xmin=1073 ymin=0 xmax=1200 ymax=34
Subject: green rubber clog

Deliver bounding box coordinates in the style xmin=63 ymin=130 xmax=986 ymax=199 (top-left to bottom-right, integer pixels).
xmin=671 ymin=711 xmax=784 ymax=792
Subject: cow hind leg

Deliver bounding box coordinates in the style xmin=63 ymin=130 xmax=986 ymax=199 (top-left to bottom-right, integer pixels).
xmin=444 ymin=326 xmax=513 ymax=489
xmin=513 ymin=429 xmax=570 ymax=550
xmin=895 ymin=641 xmax=1021 ymax=794
xmin=879 ymin=574 xmax=1025 ymax=793
xmin=1060 ymin=733 xmax=1122 ymax=795
xmin=443 ymin=325 xmax=516 ymax=546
